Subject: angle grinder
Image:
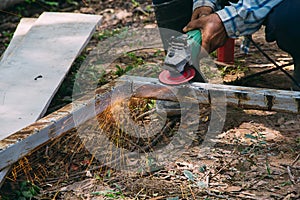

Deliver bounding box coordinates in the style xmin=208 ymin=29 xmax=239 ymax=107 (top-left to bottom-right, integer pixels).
xmin=158 ymin=30 xmax=205 ymax=85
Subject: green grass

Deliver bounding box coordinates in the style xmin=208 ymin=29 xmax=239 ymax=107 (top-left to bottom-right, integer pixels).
xmin=25 ymin=0 xmax=78 ymax=6
xmin=95 ymin=28 xmax=128 ymax=41
xmin=114 ymin=64 xmax=134 ymax=77
xmin=131 ymin=0 xmax=140 ymax=7
xmin=2 ymin=31 xmax=14 ymax=47
xmin=114 ymin=51 xmax=145 ymax=77
xmin=92 ymin=190 xmax=125 ymax=199
xmin=1 ymin=181 xmax=40 ymax=200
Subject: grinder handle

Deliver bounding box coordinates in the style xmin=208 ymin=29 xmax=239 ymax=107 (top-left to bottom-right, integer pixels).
xmin=186 ymin=29 xmax=202 ymax=69
xmin=187 ymin=29 xmax=202 ymax=46
xmin=186 ymin=29 xmax=207 ymax=82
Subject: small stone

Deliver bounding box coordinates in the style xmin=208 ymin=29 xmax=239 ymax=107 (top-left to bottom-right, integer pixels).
xmin=284 ymin=120 xmax=295 ymax=125
xmin=277 ymin=117 xmax=285 ymax=124
xmin=115 ymin=10 xmax=132 ymax=20
xmin=80 ymin=7 xmax=96 ymax=14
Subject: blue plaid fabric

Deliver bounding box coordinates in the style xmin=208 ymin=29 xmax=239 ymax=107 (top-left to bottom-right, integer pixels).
xmin=193 ymin=0 xmax=283 ymax=38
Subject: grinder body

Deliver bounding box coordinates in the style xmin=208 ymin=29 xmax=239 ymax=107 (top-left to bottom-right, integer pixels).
xmin=159 ymin=30 xmax=206 ymax=85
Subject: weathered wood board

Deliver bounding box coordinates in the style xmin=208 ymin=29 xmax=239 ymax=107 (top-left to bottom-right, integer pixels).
xmin=0 ymin=17 xmax=37 ymax=188
xmin=1 ymin=75 xmax=300 ymax=172
xmin=0 ymin=12 xmax=102 ymax=141
xmin=0 ymin=18 xmax=37 ymax=62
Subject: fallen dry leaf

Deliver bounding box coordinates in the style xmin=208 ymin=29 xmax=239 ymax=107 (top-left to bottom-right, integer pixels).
xmin=116 ymin=10 xmax=132 ymax=20
xmin=226 ymin=185 xmax=242 ymax=192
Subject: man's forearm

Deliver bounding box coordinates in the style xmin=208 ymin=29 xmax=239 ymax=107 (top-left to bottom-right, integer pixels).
xmin=216 ymin=0 xmax=283 ymax=38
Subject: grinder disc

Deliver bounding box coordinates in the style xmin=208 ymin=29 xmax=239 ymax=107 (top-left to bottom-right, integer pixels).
xmin=159 ymin=66 xmax=196 ymax=85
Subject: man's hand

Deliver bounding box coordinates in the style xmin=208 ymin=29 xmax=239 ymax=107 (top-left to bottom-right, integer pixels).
xmin=183 ymin=13 xmax=228 ymax=53
xmin=191 ymin=6 xmax=213 ymax=20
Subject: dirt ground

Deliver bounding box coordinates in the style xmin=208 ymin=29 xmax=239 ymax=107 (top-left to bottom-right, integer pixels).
xmin=0 ymin=0 xmax=299 ymax=199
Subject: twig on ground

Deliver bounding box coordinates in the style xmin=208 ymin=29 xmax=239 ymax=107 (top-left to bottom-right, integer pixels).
xmin=281 ymin=164 xmax=300 ymax=170
xmin=134 ymin=188 xmax=145 ymax=199
xmin=188 ymin=184 xmax=196 ymax=200
xmin=229 ymin=193 xmax=260 ymax=200
xmin=287 ymin=166 xmax=296 ymax=185
xmin=135 ymin=108 xmax=155 ymax=121
xmin=208 ymin=156 xmax=237 ymax=180
xmin=206 ymin=190 xmax=227 ymax=199
xmin=292 ymin=154 xmax=300 ymax=166
xmin=205 ymin=173 xmax=210 ymax=188
xmin=149 ymin=196 xmax=165 ymax=200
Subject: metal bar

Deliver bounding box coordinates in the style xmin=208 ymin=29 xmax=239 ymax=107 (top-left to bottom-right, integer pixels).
xmin=1 ymin=76 xmax=300 ymax=172
xmin=125 ymin=76 xmax=300 ymax=113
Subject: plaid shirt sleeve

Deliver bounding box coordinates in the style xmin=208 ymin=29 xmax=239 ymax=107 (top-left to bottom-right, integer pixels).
xmin=193 ymin=0 xmax=217 ymax=11
xmin=193 ymin=0 xmax=283 ymax=38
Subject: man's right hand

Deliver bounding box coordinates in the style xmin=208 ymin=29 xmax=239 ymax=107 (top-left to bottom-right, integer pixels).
xmin=183 ymin=13 xmax=228 ymax=54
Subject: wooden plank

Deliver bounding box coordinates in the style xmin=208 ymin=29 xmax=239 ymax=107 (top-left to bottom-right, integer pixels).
xmin=0 ymin=81 xmax=116 ymax=171
xmin=0 ymin=18 xmax=36 ymax=187
xmin=125 ymin=76 xmax=300 ymax=113
xmin=0 ymin=12 xmax=102 ymax=141
xmin=1 ymin=76 xmax=300 ymax=171
xmin=0 ymin=167 xmax=10 ymax=188
xmin=0 ymin=18 xmax=37 ymax=62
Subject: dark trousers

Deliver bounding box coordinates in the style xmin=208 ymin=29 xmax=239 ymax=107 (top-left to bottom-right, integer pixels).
xmin=153 ymin=0 xmax=193 ymax=50
xmin=264 ymin=0 xmax=300 ymax=81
